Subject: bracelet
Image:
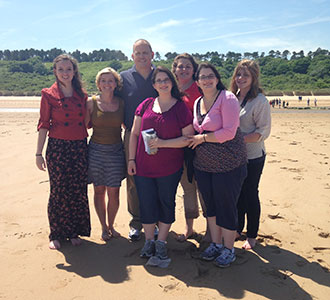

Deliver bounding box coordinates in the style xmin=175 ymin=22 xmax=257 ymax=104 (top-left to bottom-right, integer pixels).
xmin=203 ymin=134 xmax=207 ymax=142
xmin=128 ymin=159 xmax=135 ymax=161
xmin=36 ymin=154 xmax=42 ymax=156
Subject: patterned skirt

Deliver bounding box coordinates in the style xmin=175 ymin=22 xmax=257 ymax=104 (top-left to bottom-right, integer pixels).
xmin=88 ymin=141 xmax=126 ymax=187
xmin=46 ymin=137 xmax=91 ymax=241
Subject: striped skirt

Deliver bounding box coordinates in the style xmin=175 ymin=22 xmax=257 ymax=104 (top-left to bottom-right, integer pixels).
xmin=46 ymin=137 xmax=91 ymax=241
xmin=88 ymin=141 xmax=126 ymax=187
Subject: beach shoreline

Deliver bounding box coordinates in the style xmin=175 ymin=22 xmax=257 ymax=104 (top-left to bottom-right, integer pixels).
xmin=0 ymin=110 xmax=329 ymax=299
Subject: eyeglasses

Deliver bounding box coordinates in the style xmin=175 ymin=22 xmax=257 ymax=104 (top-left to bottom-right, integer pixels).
xmin=198 ymin=74 xmax=216 ymax=81
xmin=177 ymin=65 xmax=192 ymax=70
xmin=155 ymin=78 xmax=171 ymax=84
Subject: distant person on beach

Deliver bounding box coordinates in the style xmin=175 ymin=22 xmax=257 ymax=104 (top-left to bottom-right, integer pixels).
xmin=314 ymin=98 xmax=317 ymax=107
xmin=119 ymin=39 xmax=157 ymax=241
xmin=172 ymin=53 xmax=209 ymax=242
xmin=188 ymin=63 xmax=247 ymax=268
xmin=282 ymin=100 xmax=286 ymax=108
xmin=230 ymin=59 xmax=271 ymax=250
xmin=85 ymin=67 xmax=125 ymax=241
xmin=128 ymin=66 xmax=193 ymax=263
xmin=35 ymin=54 xmax=91 ymax=250
xmin=307 ymin=98 xmax=310 ymax=106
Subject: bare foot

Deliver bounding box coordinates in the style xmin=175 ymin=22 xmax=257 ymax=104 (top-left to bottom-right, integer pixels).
xmin=242 ymin=238 xmax=256 ymax=250
xmin=101 ymin=230 xmax=111 ymax=241
xmin=70 ymin=237 xmax=82 ymax=246
xmin=49 ymin=240 xmax=61 ymax=250
xmin=176 ymin=231 xmax=196 ymax=242
xmin=109 ymin=227 xmax=121 ymax=238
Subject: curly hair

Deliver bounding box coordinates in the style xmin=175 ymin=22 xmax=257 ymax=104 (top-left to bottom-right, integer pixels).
xmin=95 ymin=67 xmax=122 ymax=93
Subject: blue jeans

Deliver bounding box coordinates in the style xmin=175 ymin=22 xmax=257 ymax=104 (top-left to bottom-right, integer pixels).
xmin=134 ymin=168 xmax=183 ymax=224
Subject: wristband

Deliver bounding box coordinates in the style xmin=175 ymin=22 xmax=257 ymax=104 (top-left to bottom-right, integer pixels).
xmin=36 ymin=154 xmax=42 ymax=156
xmin=128 ymin=159 xmax=135 ymax=161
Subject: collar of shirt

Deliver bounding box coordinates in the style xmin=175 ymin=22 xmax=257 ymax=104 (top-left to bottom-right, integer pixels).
xmin=48 ymin=81 xmax=83 ymax=101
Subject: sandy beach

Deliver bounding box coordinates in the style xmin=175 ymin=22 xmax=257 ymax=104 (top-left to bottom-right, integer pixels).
xmin=0 ymin=102 xmax=329 ymax=299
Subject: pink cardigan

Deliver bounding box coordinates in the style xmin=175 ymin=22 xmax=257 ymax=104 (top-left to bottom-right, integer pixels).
xmin=193 ymin=90 xmax=240 ymax=143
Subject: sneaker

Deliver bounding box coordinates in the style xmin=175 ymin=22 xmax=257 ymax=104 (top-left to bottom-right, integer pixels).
xmin=154 ymin=225 xmax=159 ymax=240
xmin=200 ymin=243 xmax=223 ymax=261
xmin=128 ymin=228 xmax=141 ymax=241
xmin=140 ymin=240 xmax=155 ymax=258
xmin=155 ymin=240 xmax=168 ymax=260
xmin=214 ymin=247 xmax=236 ymax=268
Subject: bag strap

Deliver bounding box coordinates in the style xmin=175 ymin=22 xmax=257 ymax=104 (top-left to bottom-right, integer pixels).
xmin=240 ymin=96 xmax=248 ymax=108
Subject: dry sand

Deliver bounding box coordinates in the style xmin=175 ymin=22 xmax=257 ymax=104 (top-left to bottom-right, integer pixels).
xmin=0 ymin=102 xmax=329 ymax=299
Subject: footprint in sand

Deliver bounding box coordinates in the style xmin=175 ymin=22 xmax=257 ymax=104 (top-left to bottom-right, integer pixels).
xmin=280 ymin=167 xmax=303 ymax=173
xmin=318 ymin=232 xmax=330 ymax=238
xmin=287 ymin=159 xmax=298 ymax=162
xmin=50 ymin=279 xmax=69 ymax=291
xmin=268 ymin=160 xmax=281 ymax=163
xmin=289 ymin=141 xmax=301 ymax=145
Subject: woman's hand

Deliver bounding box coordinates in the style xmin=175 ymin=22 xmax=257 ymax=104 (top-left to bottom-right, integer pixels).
xmin=127 ymin=160 xmax=136 ymax=176
xmin=36 ymin=155 xmax=47 ymax=171
xmin=187 ymin=134 xmax=204 ymax=149
xmin=148 ymin=137 xmax=162 ymax=149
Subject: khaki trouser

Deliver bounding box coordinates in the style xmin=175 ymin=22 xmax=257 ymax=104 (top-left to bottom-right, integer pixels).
xmin=180 ymin=163 xmax=207 ymax=219
xmin=124 ymin=129 xmax=142 ymax=230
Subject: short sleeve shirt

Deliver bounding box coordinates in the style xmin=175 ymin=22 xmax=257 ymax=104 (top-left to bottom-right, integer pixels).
xmin=135 ymin=97 xmax=193 ymax=177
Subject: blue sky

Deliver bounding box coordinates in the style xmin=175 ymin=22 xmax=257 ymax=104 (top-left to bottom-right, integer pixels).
xmin=1 ymin=0 xmax=330 ymax=59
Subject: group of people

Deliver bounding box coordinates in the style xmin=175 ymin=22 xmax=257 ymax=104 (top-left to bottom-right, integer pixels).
xmin=35 ymin=39 xmax=271 ymax=268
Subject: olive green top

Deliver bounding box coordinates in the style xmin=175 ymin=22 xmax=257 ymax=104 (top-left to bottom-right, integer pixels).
xmin=90 ymin=96 xmax=124 ymax=145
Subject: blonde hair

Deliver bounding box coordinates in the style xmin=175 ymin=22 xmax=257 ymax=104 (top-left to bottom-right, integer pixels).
xmin=95 ymin=67 xmax=122 ymax=92
xmin=230 ymin=59 xmax=263 ymax=100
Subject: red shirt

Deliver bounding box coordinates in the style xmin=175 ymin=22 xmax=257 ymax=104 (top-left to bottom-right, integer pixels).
xmin=37 ymin=82 xmax=88 ymax=140
xmin=135 ymin=97 xmax=193 ymax=178
xmin=182 ymin=82 xmax=202 ymax=112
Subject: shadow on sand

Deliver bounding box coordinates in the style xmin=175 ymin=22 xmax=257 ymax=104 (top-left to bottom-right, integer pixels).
xmin=56 ymin=233 xmax=329 ymax=299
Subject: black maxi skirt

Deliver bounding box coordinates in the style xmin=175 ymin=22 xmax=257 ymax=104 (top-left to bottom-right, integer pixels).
xmin=46 ymin=137 xmax=91 ymax=241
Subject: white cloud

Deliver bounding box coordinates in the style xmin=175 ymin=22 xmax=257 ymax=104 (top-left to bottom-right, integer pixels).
xmin=191 ymin=16 xmax=330 ymax=43
xmin=142 ymin=18 xmax=205 ymax=34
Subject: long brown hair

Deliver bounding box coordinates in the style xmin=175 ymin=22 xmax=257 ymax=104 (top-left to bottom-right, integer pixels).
xmin=230 ymin=59 xmax=263 ymax=100
xmin=53 ymin=54 xmax=85 ymax=98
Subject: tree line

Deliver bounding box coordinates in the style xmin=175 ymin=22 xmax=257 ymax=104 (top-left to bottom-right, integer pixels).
xmin=0 ymin=47 xmax=329 ymax=96
xmin=1 ymin=47 xmax=329 ymax=63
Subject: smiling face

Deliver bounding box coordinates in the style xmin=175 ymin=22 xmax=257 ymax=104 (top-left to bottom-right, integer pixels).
xmin=153 ymin=71 xmax=172 ymax=95
xmin=235 ymin=66 xmax=252 ymax=92
xmin=97 ymin=73 xmax=117 ymax=93
xmin=197 ymin=67 xmax=219 ymax=93
xmin=53 ymin=59 xmax=74 ymax=86
xmin=174 ymin=58 xmax=194 ymax=83
xmin=132 ymin=41 xmax=154 ymax=70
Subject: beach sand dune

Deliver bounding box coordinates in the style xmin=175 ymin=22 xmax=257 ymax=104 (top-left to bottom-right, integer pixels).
xmin=0 ymin=111 xmax=329 ymax=300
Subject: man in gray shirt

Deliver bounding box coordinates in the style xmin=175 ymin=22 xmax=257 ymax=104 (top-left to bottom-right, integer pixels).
xmin=120 ymin=39 xmax=157 ymax=241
